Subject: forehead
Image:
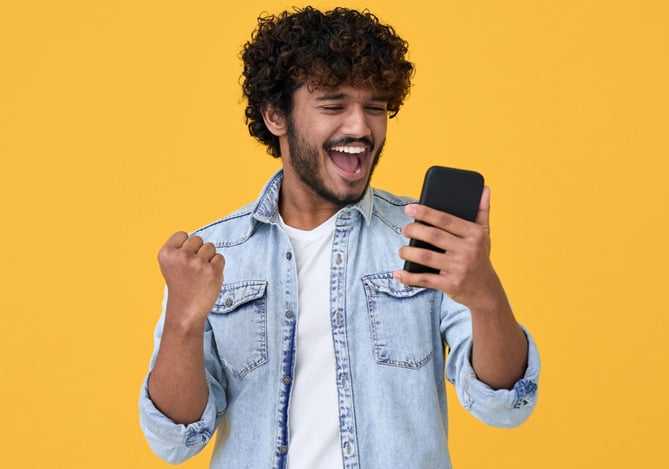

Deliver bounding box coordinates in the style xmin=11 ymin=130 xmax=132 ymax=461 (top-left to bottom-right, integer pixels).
xmin=296 ymin=84 xmax=388 ymax=102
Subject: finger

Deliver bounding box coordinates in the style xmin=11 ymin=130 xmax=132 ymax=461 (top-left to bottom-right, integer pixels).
xmin=476 ymin=186 xmax=491 ymax=229
xmin=211 ymin=253 xmax=225 ymax=270
xmin=182 ymin=235 xmax=204 ymax=253
xmin=402 ymin=222 xmax=459 ymax=253
xmin=398 ymin=244 xmax=451 ymax=274
xmin=405 ymin=204 xmax=468 ymax=237
xmin=393 ymin=269 xmax=450 ymax=293
xmin=163 ymin=231 xmax=189 ymax=249
xmin=197 ymin=242 xmax=217 ymax=261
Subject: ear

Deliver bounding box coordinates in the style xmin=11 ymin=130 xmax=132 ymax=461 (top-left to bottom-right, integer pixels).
xmin=261 ymin=104 xmax=287 ymax=137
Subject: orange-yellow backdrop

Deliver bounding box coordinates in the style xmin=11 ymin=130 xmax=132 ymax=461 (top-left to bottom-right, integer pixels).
xmin=2 ymin=1 xmax=667 ymax=468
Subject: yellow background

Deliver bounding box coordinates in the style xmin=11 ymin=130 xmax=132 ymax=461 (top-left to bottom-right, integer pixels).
xmin=1 ymin=1 xmax=667 ymax=467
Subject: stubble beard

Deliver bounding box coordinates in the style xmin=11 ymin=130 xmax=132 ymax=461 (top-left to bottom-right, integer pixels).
xmin=285 ymin=118 xmax=384 ymax=207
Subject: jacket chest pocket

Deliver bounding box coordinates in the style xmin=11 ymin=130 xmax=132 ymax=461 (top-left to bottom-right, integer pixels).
xmin=209 ymin=280 xmax=268 ymax=380
xmin=362 ymin=273 xmax=435 ymax=369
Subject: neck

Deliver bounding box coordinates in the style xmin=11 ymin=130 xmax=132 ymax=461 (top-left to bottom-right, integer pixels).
xmin=279 ymin=196 xmax=340 ymax=230
xmin=278 ymin=180 xmax=342 ymax=230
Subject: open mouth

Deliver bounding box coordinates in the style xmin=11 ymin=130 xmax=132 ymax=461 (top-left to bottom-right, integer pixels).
xmin=327 ymin=143 xmax=369 ymax=177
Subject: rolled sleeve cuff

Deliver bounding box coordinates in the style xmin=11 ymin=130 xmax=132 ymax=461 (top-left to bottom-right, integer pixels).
xmin=456 ymin=326 xmax=541 ymax=428
xmin=138 ymin=374 xmax=218 ymax=464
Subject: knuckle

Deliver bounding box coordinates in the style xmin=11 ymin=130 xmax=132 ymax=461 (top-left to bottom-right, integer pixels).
xmin=437 ymin=211 xmax=452 ymax=226
xmin=424 ymin=229 xmax=442 ymax=246
xmin=158 ymin=246 xmax=177 ymax=264
xmin=417 ymin=249 xmax=433 ymax=264
xmin=420 ymin=275 xmax=436 ymax=289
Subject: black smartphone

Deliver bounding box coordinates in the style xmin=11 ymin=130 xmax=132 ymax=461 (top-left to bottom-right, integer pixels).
xmin=403 ymin=166 xmax=485 ymax=274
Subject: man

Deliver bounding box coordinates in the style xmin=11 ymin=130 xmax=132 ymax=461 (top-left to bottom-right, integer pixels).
xmin=139 ymin=7 xmax=540 ymax=468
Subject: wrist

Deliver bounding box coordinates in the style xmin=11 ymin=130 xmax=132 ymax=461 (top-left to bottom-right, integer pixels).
xmin=163 ymin=300 xmax=209 ymax=338
xmin=464 ymin=266 xmax=510 ymax=314
xmin=469 ymin=296 xmax=512 ymax=321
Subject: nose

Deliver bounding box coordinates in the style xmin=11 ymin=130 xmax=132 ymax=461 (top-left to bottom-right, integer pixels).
xmin=341 ymin=106 xmax=372 ymax=138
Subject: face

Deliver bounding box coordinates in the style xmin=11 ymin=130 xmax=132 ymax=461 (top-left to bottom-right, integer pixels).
xmin=280 ymin=85 xmax=388 ymax=207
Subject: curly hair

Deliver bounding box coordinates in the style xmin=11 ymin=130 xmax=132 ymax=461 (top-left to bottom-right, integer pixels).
xmin=241 ymin=6 xmax=414 ymax=157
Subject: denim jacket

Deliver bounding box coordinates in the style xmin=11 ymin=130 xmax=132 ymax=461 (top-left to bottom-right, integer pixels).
xmin=139 ymin=170 xmax=540 ymax=469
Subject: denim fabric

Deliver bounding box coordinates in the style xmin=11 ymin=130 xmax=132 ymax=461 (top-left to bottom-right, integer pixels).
xmin=139 ymin=170 xmax=540 ymax=468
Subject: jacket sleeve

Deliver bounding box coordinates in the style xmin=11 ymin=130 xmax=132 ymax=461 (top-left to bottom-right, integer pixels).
xmin=138 ymin=297 xmax=228 ymax=464
xmin=441 ymin=298 xmax=540 ymax=428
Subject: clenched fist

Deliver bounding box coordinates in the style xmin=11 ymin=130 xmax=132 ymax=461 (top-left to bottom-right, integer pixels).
xmin=157 ymin=231 xmax=225 ymax=325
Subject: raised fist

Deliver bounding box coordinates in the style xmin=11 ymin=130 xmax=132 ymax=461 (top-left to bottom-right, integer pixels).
xmin=157 ymin=231 xmax=225 ymax=324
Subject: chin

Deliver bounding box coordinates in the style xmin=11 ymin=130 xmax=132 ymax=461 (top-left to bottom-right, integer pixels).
xmin=329 ymin=181 xmax=370 ymax=206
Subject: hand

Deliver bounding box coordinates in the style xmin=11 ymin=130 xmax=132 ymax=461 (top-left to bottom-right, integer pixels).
xmin=395 ymin=187 xmax=507 ymax=311
xmin=157 ymin=231 xmax=225 ymax=325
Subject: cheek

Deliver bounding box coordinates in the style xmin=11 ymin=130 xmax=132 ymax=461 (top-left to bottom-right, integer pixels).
xmin=371 ymin=120 xmax=388 ymax=141
xmin=303 ymin=128 xmax=330 ymax=151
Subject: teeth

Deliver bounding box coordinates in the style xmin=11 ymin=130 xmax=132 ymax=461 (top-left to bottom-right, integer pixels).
xmin=331 ymin=145 xmax=366 ymax=154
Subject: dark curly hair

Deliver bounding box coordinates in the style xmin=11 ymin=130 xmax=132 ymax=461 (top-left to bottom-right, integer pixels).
xmin=241 ymin=6 xmax=414 ymax=157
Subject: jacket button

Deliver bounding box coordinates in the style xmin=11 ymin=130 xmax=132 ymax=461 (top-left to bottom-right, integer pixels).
xmin=285 ymin=310 xmax=294 ymax=319
xmin=285 ymin=252 xmax=292 ymax=260
xmin=282 ymin=375 xmax=291 ymax=385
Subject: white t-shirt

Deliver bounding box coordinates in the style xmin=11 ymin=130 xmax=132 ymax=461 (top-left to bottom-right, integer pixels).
xmin=278 ymin=214 xmax=343 ymax=469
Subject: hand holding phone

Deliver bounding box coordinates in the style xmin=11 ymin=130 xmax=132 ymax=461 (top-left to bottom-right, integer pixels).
xmin=403 ymin=166 xmax=485 ymax=274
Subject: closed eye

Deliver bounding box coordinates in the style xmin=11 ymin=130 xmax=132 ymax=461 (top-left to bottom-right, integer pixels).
xmin=320 ymin=105 xmax=345 ymax=113
xmin=366 ymin=104 xmax=388 ymax=114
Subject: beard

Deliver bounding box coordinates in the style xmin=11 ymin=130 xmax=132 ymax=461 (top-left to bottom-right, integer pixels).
xmin=285 ymin=117 xmax=384 ymax=207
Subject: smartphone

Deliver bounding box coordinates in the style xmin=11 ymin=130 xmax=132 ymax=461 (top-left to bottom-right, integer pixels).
xmin=403 ymin=166 xmax=485 ymax=274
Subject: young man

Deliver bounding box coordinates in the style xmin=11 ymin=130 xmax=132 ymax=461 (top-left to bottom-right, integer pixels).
xmin=139 ymin=7 xmax=540 ymax=468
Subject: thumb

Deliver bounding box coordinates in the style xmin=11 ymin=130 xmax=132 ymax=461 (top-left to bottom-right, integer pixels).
xmin=475 ymin=186 xmax=491 ymax=229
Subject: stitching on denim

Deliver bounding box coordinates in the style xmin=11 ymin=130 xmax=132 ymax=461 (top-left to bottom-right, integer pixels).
xmin=362 ymin=273 xmax=434 ymax=369
xmin=370 ymin=189 xmax=414 ymax=233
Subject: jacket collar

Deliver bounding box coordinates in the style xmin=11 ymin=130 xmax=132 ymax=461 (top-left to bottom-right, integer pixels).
xmin=252 ymin=170 xmax=373 ymax=226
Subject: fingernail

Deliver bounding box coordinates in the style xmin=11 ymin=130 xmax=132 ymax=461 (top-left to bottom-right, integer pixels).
xmin=405 ymin=204 xmax=416 ymax=216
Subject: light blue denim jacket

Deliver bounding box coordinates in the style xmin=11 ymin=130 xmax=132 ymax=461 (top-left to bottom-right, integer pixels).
xmin=139 ymin=170 xmax=540 ymax=469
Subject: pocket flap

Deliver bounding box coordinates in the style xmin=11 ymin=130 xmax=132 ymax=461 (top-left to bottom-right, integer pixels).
xmin=212 ymin=281 xmax=268 ymax=314
xmin=362 ymin=273 xmax=426 ymax=298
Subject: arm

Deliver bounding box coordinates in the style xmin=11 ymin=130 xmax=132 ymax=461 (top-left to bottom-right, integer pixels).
xmin=147 ymin=231 xmax=225 ymax=423
xmin=394 ymin=187 xmax=527 ymax=390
